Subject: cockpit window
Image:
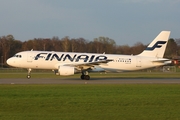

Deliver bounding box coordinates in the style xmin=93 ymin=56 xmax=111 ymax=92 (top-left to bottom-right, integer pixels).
xmin=13 ymin=54 xmax=22 ymax=58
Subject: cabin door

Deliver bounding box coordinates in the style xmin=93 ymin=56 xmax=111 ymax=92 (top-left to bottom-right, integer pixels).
xmin=27 ymin=52 xmax=33 ymax=62
xmin=136 ymin=57 xmax=141 ymax=67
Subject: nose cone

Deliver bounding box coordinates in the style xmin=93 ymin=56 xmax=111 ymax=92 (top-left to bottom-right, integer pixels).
xmin=6 ymin=58 xmax=14 ymax=67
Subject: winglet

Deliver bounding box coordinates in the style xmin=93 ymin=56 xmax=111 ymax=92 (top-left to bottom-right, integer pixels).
xmin=138 ymin=31 xmax=170 ymax=58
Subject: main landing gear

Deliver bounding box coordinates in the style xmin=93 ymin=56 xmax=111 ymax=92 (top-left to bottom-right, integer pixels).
xmin=81 ymin=71 xmax=90 ymax=80
xmin=27 ymin=68 xmax=31 ymax=79
xmin=26 ymin=69 xmax=91 ymax=80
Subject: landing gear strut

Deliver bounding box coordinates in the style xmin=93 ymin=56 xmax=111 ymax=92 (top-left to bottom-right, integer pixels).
xmin=81 ymin=71 xmax=90 ymax=80
xmin=27 ymin=68 xmax=31 ymax=79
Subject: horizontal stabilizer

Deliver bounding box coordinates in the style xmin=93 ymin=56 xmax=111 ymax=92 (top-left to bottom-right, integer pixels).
xmin=152 ymin=59 xmax=171 ymax=63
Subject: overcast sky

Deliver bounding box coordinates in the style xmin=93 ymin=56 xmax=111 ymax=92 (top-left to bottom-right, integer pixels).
xmin=0 ymin=0 xmax=179 ymax=46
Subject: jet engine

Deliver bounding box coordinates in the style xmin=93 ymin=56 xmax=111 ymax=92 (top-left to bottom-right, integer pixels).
xmin=57 ymin=66 xmax=75 ymax=76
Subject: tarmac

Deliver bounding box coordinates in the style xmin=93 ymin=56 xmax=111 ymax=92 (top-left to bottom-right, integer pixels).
xmin=0 ymin=78 xmax=180 ymax=84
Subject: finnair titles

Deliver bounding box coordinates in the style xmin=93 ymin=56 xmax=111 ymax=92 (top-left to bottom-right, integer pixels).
xmin=35 ymin=53 xmax=107 ymax=62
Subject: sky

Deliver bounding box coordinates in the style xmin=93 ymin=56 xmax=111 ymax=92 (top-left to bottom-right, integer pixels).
xmin=0 ymin=0 xmax=180 ymax=46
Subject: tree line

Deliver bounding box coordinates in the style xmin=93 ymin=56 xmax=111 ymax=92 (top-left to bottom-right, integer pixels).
xmin=0 ymin=34 xmax=180 ymax=67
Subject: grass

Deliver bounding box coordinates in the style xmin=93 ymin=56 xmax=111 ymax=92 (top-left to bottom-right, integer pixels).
xmin=0 ymin=84 xmax=180 ymax=120
xmin=1 ymin=70 xmax=180 ymax=119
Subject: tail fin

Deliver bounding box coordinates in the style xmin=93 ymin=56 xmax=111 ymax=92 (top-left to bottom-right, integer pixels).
xmin=138 ymin=31 xmax=170 ymax=58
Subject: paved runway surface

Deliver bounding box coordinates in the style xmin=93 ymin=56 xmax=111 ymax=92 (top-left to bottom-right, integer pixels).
xmin=0 ymin=78 xmax=180 ymax=84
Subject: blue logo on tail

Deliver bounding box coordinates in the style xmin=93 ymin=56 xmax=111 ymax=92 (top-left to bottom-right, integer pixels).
xmin=146 ymin=41 xmax=166 ymax=51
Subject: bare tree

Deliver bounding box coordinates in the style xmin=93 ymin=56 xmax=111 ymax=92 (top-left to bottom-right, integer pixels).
xmin=61 ymin=36 xmax=70 ymax=52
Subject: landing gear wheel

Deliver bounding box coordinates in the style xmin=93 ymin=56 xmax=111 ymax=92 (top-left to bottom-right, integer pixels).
xmin=27 ymin=75 xmax=31 ymax=79
xmin=81 ymin=71 xmax=90 ymax=80
xmin=84 ymin=75 xmax=90 ymax=80
xmin=81 ymin=75 xmax=85 ymax=80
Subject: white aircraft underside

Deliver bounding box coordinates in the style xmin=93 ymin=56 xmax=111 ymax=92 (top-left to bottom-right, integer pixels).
xmin=7 ymin=31 xmax=172 ymax=80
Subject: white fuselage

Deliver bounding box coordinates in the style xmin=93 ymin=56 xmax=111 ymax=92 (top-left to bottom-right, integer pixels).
xmin=7 ymin=51 xmax=171 ymax=72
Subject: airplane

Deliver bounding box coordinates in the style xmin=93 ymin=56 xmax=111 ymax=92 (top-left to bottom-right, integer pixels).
xmin=6 ymin=31 xmax=171 ymax=80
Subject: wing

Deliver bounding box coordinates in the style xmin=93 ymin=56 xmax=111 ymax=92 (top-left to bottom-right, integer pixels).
xmin=63 ymin=59 xmax=113 ymax=70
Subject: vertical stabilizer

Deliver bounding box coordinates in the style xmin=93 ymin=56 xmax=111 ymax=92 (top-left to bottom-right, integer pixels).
xmin=138 ymin=31 xmax=170 ymax=58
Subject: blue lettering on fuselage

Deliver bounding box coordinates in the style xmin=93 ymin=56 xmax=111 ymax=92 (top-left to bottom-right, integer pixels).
xmin=35 ymin=53 xmax=47 ymax=60
xmin=45 ymin=53 xmax=52 ymax=60
xmin=63 ymin=54 xmax=77 ymax=62
xmin=88 ymin=55 xmax=95 ymax=62
xmin=95 ymin=55 xmax=107 ymax=61
xmin=34 ymin=53 xmax=107 ymax=62
xmin=50 ymin=54 xmax=64 ymax=61
xmin=75 ymin=55 xmax=89 ymax=62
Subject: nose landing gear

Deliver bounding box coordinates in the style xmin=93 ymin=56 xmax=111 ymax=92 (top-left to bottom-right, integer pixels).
xmin=27 ymin=68 xmax=31 ymax=79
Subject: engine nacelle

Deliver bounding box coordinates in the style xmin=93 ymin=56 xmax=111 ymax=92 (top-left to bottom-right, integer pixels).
xmin=57 ymin=66 xmax=75 ymax=76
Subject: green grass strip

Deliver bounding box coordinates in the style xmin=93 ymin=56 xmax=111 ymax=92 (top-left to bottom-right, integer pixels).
xmin=0 ymin=84 xmax=180 ymax=120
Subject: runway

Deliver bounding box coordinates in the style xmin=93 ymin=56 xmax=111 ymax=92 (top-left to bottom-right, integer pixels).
xmin=0 ymin=78 xmax=180 ymax=84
